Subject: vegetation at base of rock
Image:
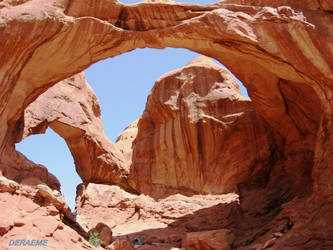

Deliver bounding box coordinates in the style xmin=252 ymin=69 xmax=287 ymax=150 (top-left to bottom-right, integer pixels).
xmin=89 ymin=231 xmax=100 ymax=247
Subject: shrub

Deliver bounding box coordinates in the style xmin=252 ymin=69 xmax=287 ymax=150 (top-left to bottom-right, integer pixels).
xmin=89 ymin=231 xmax=100 ymax=247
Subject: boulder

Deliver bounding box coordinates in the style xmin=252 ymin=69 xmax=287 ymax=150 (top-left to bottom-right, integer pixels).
xmin=88 ymin=222 xmax=113 ymax=247
xmin=107 ymin=238 xmax=133 ymax=250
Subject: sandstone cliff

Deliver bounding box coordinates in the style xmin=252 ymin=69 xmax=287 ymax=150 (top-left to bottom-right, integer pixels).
xmin=0 ymin=0 xmax=332 ymax=249
xmin=128 ymin=56 xmax=276 ymax=198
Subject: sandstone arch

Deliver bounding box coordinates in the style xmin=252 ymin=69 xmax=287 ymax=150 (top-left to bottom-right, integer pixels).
xmin=0 ymin=0 xmax=331 ymax=187
xmin=1 ymin=0 xmax=333 ymax=248
xmin=18 ymin=73 xmax=131 ymax=188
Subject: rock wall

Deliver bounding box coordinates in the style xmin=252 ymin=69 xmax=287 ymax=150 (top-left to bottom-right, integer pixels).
xmin=128 ymin=56 xmax=276 ymax=198
xmin=0 ymin=0 xmax=332 ymax=249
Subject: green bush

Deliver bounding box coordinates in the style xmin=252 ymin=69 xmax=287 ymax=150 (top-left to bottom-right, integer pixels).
xmin=89 ymin=231 xmax=100 ymax=247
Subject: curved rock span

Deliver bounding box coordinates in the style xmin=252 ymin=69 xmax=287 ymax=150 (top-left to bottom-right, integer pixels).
xmin=0 ymin=0 xmax=332 ymax=249
xmin=20 ymin=72 xmax=129 ymax=188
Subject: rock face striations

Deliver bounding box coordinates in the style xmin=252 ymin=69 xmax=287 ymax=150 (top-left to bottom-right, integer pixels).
xmin=21 ymin=72 xmax=129 ymax=188
xmin=129 ymin=56 xmax=275 ymax=198
xmin=0 ymin=0 xmax=332 ymax=249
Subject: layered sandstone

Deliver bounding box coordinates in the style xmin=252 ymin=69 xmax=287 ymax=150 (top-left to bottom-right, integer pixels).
xmin=20 ymin=72 xmax=129 ymax=188
xmin=221 ymin=0 xmax=333 ymax=11
xmin=1 ymin=73 xmax=130 ymax=248
xmin=0 ymin=175 xmax=92 ymax=250
xmin=0 ymin=0 xmax=332 ymax=249
xmin=128 ymin=56 xmax=275 ymax=197
xmin=0 ymin=147 xmax=60 ymax=191
xmin=115 ymin=120 xmax=138 ymax=164
xmin=76 ymin=182 xmax=239 ymax=249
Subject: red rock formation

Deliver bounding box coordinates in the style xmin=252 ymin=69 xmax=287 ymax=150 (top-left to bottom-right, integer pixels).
xmin=0 ymin=0 xmax=332 ymax=249
xmin=115 ymin=120 xmax=138 ymax=165
xmin=1 ymin=72 xmax=130 ymax=248
xmin=107 ymin=238 xmax=133 ymax=250
xmin=20 ymin=72 xmax=129 ymax=188
xmin=0 ymin=146 xmax=60 ymax=191
xmin=75 ymin=182 xmax=239 ymax=249
xmin=185 ymin=229 xmax=234 ymax=250
xmin=128 ymin=56 xmax=275 ymax=197
xmin=88 ymin=223 xmax=113 ymax=247
xmin=0 ymin=175 xmax=92 ymax=250
xmin=222 ymin=0 xmax=333 ymax=11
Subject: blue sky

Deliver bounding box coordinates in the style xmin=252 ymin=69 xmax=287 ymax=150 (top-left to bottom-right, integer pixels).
xmin=16 ymin=0 xmax=248 ymax=211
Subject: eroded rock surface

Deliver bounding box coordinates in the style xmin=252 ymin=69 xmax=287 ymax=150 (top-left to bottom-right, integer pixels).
xmin=76 ymin=182 xmax=239 ymax=249
xmin=0 ymin=72 xmax=130 ymax=248
xmin=0 ymin=175 xmax=92 ymax=250
xmin=128 ymin=56 xmax=275 ymax=197
xmin=185 ymin=229 xmax=234 ymax=250
xmin=88 ymin=222 xmax=113 ymax=247
xmin=0 ymin=0 xmax=332 ymax=249
xmin=115 ymin=120 xmax=138 ymax=164
xmin=0 ymin=147 xmax=60 ymax=191
xmin=21 ymin=73 xmax=130 ymax=188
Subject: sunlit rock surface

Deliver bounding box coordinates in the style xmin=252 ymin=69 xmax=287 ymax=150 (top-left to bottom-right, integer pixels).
xmin=0 ymin=175 xmax=92 ymax=250
xmin=129 ymin=56 xmax=275 ymax=198
xmin=21 ymin=72 xmax=129 ymax=188
xmin=115 ymin=120 xmax=138 ymax=164
xmin=0 ymin=0 xmax=332 ymax=248
xmin=76 ymin=182 xmax=239 ymax=249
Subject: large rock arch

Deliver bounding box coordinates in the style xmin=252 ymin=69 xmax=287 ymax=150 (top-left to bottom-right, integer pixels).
xmin=0 ymin=0 xmax=333 ymax=248
xmin=1 ymin=1 xmax=331 ymax=144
